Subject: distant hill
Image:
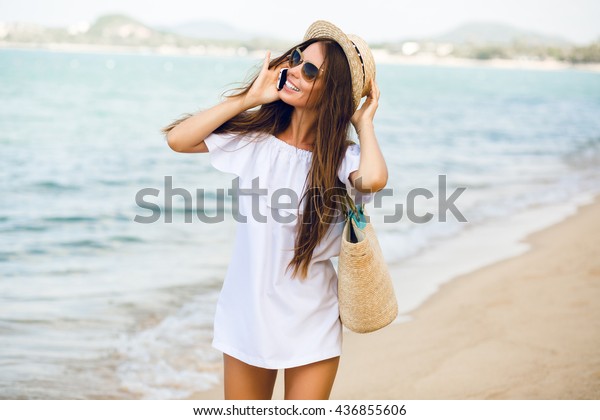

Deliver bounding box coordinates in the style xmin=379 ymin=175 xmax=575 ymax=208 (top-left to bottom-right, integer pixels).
xmin=1 ymin=14 xmax=598 ymax=63
xmin=159 ymin=20 xmax=256 ymax=41
xmin=0 ymin=14 xmax=254 ymax=48
xmin=157 ymin=19 xmax=293 ymax=49
xmin=427 ymin=21 xmax=573 ymax=47
xmin=0 ymin=14 xmax=580 ymax=48
xmin=84 ymin=14 xmax=176 ymax=45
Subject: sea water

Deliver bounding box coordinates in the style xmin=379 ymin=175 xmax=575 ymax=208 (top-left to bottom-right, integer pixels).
xmin=0 ymin=49 xmax=599 ymax=398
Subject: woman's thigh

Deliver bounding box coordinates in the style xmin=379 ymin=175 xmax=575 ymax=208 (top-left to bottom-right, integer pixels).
xmin=284 ymin=356 xmax=340 ymax=400
xmin=222 ymin=353 xmax=278 ymax=400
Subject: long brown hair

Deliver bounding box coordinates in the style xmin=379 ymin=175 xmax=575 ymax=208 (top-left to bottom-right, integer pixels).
xmin=162 ymin=38 xmax=356 ymax=280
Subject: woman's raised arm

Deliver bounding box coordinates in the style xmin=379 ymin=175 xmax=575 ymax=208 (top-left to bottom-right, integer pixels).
xmin=165 ymin=96 xmax=248 ymax=153
xmin=164 ymin=51 xmax=283 ymax=154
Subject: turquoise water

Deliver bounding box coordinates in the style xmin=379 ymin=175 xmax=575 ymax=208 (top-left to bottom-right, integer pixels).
xmin=0 ymin=48 xmax=599 ymax=398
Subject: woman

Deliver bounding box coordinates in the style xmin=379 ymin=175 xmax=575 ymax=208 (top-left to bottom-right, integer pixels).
xmin=162 ymin=20 xmax=388 ymax=400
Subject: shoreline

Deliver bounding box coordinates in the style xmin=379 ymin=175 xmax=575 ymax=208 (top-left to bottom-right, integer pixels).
xmin=190 ymin=194 xmax=600 ymax=399
xmin=1 ymin=42 xmax=599 ymax=73
xmin=380 ymin=192 xmax=596 ymax=324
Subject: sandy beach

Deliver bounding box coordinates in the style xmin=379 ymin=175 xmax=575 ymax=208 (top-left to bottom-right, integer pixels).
xmin=190 ymin=196 xmax=600 ymax=400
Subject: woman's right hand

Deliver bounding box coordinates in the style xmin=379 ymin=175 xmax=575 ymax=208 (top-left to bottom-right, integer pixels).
xmin=242 ymin=51 xmax=284 ymax=109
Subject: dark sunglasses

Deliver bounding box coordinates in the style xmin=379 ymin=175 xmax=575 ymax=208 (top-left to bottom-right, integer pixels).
xmin=288 ymin=48 xmax=323 ymax=82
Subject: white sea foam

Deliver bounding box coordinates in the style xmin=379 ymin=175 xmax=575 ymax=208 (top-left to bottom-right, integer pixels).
xmin=116 ymin=291 xmax=223 ymax=399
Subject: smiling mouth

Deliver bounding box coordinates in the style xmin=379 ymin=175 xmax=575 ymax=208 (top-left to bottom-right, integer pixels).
xmin=285 ymin=80 xmax=300 ymax=92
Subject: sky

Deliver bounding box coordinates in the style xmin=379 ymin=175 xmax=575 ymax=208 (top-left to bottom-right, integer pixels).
xmin=1 ymin=0 xmax=599 ymax=44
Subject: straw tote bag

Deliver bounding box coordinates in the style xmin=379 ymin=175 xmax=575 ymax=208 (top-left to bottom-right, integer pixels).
xmin=337 ymin=196 xmax=398 ymax=333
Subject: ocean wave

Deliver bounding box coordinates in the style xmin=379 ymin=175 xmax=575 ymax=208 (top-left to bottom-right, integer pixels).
xmin=33 ymin=181 xmax=82 ymax=191
xmin=58 ymin=239 xmax=111 ymax=249
xmin=43 ymin=216 xmax=99 ymax=223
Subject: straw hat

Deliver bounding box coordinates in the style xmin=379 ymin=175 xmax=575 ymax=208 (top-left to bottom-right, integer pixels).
xmin=303 ymin=20 xmax=376 ymax=111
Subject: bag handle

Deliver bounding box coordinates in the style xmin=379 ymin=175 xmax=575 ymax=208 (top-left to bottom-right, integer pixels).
xmin=340 ymin=191 xmax=368 ymax=230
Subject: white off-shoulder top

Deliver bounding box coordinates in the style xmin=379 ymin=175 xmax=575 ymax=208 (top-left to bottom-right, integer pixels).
xmin=203 ymin=131 xmax=374 ymax=369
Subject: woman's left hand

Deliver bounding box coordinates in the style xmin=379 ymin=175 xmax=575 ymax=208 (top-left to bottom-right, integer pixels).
xmin=351 ymin=79 xmax=380 ymax=133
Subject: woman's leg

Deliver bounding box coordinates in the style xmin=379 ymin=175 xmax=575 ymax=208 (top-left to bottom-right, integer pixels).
xmin=283 ymin=356 xmax=340 ymax=400
xmin=223 ymin=353 xmax=278 ymax=400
